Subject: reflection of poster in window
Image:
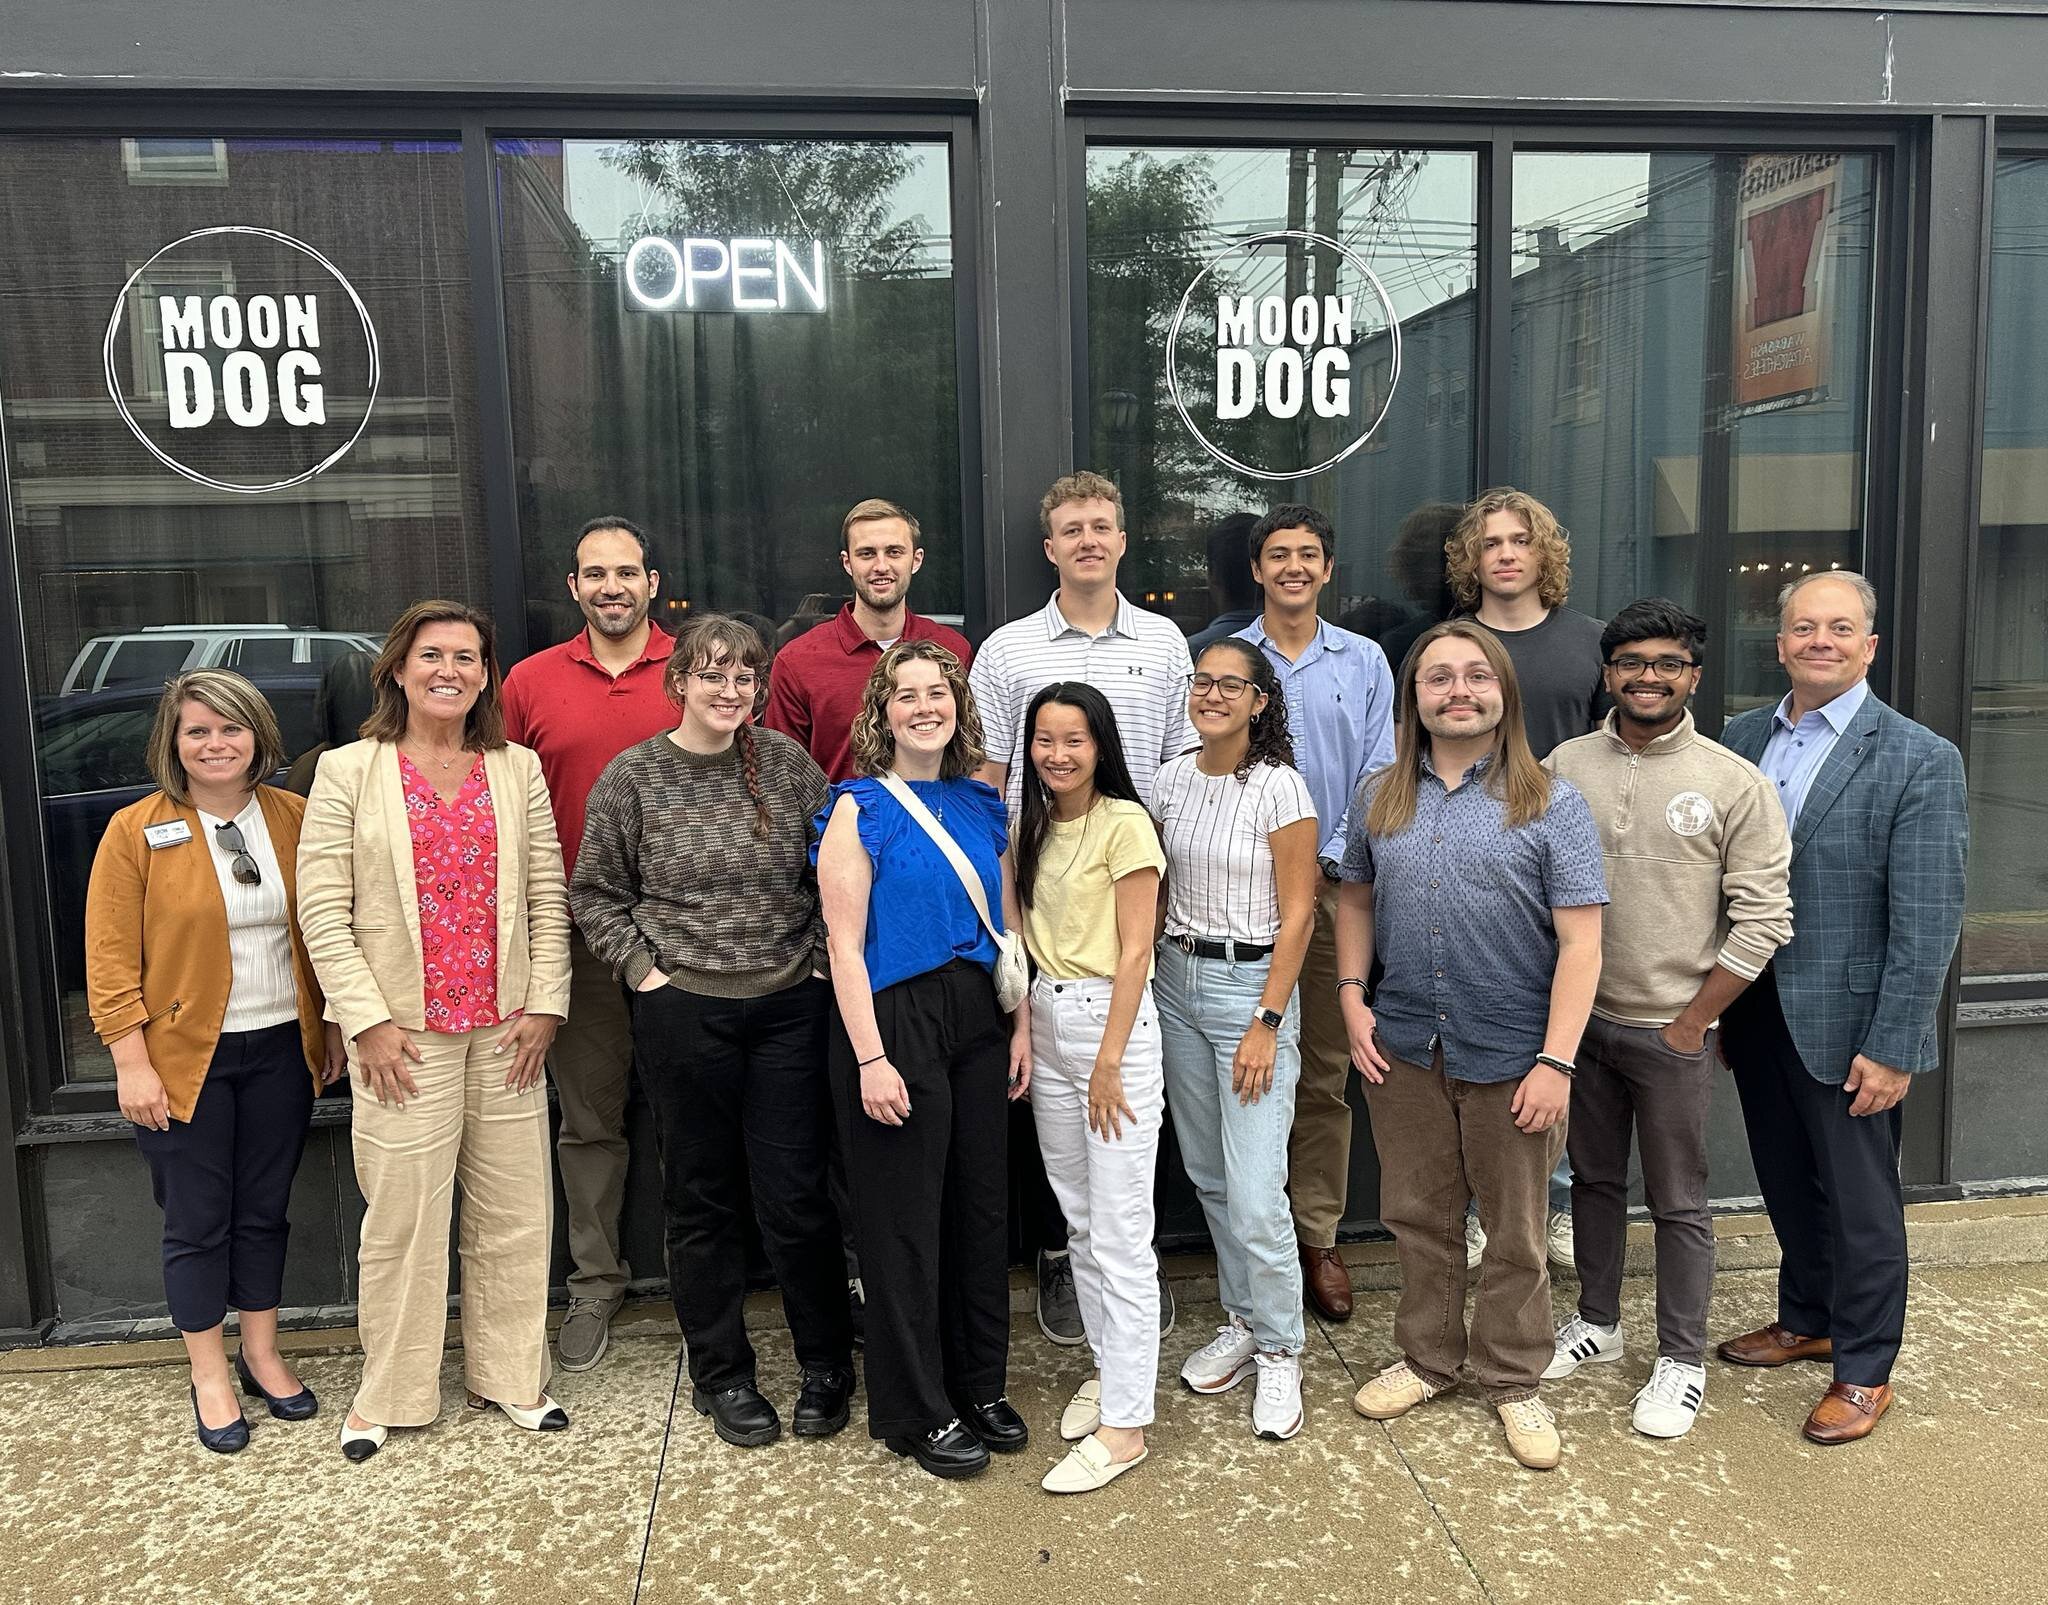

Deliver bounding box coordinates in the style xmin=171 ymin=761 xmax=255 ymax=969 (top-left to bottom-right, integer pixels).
xmin=1732 ymin=153 xmax=1839 ymax=417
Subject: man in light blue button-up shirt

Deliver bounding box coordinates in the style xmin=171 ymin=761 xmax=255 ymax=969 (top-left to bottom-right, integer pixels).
xmin=1758 ymin=675 xmax=1869 ymax=829
xmin=1233 ymin=503 xmax=1395 ymax=1321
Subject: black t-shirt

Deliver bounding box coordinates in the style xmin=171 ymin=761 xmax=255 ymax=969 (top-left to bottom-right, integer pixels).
xmin=1483 ymin=606 xmax=1608 ymax=759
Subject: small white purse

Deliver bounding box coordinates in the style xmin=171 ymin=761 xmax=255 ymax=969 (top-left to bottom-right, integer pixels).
xmin=879 ymin=772 xmax=1030 ymax=1013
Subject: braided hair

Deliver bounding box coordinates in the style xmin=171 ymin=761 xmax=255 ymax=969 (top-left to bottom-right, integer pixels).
xmin=665 ymin=613 xmax=773 ymax=839
xmin=1194 ymin=637 xmax=1296 ymax=781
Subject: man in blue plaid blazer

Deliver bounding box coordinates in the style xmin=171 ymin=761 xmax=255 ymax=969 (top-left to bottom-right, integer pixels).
xmin=1714 ymin=571 xmax=1967 ymax=1447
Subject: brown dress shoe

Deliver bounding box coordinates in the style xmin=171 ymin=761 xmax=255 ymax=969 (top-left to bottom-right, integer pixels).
xmin=1716 ymin=1323 xmax=1833 ymax=1368
xmin=1300 ymin=1244 xmax=1354 ymax=1322
xmin=1803 ymin=1381 xmax=1893 ymax=1444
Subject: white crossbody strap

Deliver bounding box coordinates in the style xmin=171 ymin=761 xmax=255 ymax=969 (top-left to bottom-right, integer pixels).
xmin=878 ymin=772 xmax=1002 ymax=943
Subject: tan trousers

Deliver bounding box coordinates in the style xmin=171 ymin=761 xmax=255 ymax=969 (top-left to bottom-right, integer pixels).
xmin=552 ymin=930 xmax=635 ymax=1299
xmin=350 ymin=1018 xmax=553 ymax=1427
xmin=1287 ymin=884 xmax=1354 ymax=1248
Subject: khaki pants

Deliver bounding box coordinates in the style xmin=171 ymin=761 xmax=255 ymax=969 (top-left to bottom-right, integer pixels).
xmin=552 ymin=930 xmax=635 ymax=1299
xmin=1288 ymin=884 xmax=1354 ymax=1248
xmin=1365 ymin=1048 xmax=1564 ymax=1403
xmin=350 ymin=1018 xmax=553 ymax=1427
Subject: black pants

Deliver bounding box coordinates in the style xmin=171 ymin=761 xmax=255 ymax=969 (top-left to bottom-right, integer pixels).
xmin=134 ymin=1021 xmax=313 ymax=1333
xmin=1722 ymin=968 xmax=1908 ymax=1385
xmin=831 ymin=961 xmax=1011 ymax=1439
xmin=634 ymin=976 xmax=854 ymax=1393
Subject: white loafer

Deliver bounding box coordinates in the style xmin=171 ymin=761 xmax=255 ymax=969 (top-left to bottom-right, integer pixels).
xmin=1042 ymin=1432 xmax=1148 ymax=1494
xmin=339 ymin=1419 xmax=387 ymax=1462
xmin=1059 ymin=1378 xmax=1102 ymax=1441
xmin=469 ymin=1391 xmax=571 ymax=1432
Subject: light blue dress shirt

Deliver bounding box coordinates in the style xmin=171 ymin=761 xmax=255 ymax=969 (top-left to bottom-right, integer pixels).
xmin=1236 ymin=616 xmax=1397 ymax=863
xmin=1758 ymin=678 xmax=1869 ymax=829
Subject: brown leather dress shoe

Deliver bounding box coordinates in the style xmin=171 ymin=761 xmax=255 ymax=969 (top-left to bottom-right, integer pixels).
xmin=1300 ymin=1244 xmax=1354 ymax=1322
xmin=1716 ymin=1323 xmax=1833 ymax=1368
xmin=1803 ymin=1381 xmax=1893 ymax=1444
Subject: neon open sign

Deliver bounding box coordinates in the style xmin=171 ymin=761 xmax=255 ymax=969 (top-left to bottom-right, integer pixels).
xmin=623 ymin=236 xmax=828 ymax=312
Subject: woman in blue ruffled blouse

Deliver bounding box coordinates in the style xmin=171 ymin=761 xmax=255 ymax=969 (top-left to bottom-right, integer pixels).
xmin=814 ymin=639 xmax=1032 ymax=1481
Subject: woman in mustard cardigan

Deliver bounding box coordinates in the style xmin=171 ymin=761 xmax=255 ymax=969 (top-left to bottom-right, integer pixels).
xmin=85 ymin=669 xmax=345 ymax=1455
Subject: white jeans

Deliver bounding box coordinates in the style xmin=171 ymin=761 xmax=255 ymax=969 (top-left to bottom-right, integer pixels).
xmin=1029 ymin=974 xmax=1163 ymax=1429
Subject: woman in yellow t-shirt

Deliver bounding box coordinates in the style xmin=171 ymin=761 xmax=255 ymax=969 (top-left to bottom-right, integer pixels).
xmin=1013 ymin=682 xmax=1165 ymax=1495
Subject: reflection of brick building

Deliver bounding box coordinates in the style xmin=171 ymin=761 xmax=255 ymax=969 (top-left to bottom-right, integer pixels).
xmin=0 ymin=136 xmax=489 ymax=693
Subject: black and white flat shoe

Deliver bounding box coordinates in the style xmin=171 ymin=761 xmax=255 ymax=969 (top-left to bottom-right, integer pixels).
xmin=339 ymin=1418 xmax=387 ymax=1462
xmin=468 ymin=1391 xmax=570 ymax=1432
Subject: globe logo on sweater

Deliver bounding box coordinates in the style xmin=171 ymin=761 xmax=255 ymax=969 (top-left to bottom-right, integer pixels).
xmin=1666 ymin=791 xmax=1715 ymax=838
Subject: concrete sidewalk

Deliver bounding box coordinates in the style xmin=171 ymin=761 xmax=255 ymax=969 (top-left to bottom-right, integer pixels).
xmin=3 ymin=1228 xmax=2046 ymax=1603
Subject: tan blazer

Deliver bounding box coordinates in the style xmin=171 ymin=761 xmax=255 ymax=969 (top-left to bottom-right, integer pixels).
xmin=296 ymin=739 xmax=572 ymax=1040
xmin=84 ymin=786 xmax=327 ymax=1122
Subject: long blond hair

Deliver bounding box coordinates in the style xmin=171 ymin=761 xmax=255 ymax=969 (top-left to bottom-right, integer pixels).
xmin=1365 ymin=619 xmax=1553 ymax=838
xmin=1446 ymin=486 xmax=1572 ymax=611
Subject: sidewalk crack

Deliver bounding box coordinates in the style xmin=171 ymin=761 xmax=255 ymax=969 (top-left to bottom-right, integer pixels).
xmin=630 ymin=1346 xmax=687 ymax=1604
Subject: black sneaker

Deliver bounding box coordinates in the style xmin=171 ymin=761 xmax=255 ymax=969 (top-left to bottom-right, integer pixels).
xmin=1037 ymin=1249 xmax=1085 ymax=1346
xmin=885 ymin=1418 xmax=990 ymax=1479
xmin=1158 ymin=1263 xmax=1176 ymax=1337
xmin=691 ymin=1382 xmax=781 ymax=1448
xmin=792 ymin=1368 xmax=854 ymax=1439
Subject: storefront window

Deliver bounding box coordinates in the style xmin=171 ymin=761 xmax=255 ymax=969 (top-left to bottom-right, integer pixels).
xmin=493 ymin=137 xmax=966 ymax=652
xmin=1084 ymin=144 xmax=1479 ymax=643
xmin=0 ymin=134 xmax=488 ymax=1084
xmin=1509 ymin=151 xmax=1879 ymax=721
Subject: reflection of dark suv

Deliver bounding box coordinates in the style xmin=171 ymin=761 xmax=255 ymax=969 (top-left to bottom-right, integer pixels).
xmin=37 ymin=675 xmax=322 ymax=993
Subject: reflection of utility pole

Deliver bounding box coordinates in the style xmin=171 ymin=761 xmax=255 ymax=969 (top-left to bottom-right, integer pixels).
xmin=1307 ymin=148 xmax=1349 ymax=517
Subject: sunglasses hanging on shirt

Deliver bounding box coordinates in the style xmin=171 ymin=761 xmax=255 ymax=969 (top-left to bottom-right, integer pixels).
xmin=213 ymin=819 xmax=262 ymax=886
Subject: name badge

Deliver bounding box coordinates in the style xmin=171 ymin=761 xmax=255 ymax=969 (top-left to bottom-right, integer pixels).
xmin=143 ymin=820 xmax=194 ymax=850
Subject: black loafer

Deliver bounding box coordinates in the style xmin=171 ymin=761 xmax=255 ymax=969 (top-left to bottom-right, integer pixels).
xmin=692 ymin=1382 xmax=781 ymax=1447
xmin=190 ymin=1385 xmax=250 ymax=1455
xmin=954 ymin=1394 xmax=1029 ymax=1453
xmin=885 ymin=1418 xmax=990 ymax=1479
xmin=792 ymin=1367 xmax=854 ymax=1439
xmin=236 ymin=1352 xmax=319 ymax=1421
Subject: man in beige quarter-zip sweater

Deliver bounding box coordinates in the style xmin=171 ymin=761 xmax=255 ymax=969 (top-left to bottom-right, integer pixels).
xmin=1541 ymin=598 xmax=1792 ymax=1442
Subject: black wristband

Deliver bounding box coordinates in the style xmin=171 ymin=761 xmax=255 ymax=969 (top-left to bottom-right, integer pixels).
xmin=1535 ymin=1052 xmax=1576 ymax=1077
xmin=1337 ymin=977 xmax=1371 ymax=1000
xmin=857 ymin=1053 xmax=888 ymax=1068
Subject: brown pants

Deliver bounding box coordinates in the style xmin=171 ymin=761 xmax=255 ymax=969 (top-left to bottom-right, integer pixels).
xmin=1288 ymin=885 xmax=1353 ymax=1248
xmin=552 ymin=930 xmax=635 ymax=1300
xmin=1365 ymin=1048 xmax=1564 ymax=1402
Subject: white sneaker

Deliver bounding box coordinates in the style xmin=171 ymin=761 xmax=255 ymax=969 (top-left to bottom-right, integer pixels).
xmin=1543 ymin=1315 xmax=1623 ymax=1380
xmin=1632 ymin=1357 xmax=1706 ymax=1439
xmin=1250 ymin=1351 xmax=1303 ymax=1441
xmin=1464 ymin=1212 xmax=1487 ymax=1270
xmin=1546 ymin=1209 xmax=1576 ymax=1271
xmin=1181 ymin=1316 xmax=1258 ymax=1395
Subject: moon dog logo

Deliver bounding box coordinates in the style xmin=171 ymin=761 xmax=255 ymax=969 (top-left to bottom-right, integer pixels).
xmin=1164 ymin=229 xmax=1401 ymax=483
xmin=102 ymin=226 xmax=381 ymax=495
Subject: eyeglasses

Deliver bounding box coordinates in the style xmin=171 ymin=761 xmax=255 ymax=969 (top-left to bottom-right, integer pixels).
xmin=213 ymin=819 xmax=262 ymax=886
xmin=1417 ymin=666 xmax=1499 ymax=693
xmin=1188 ymin=673 xmax=1255 ymax=701
xmin=1606 ymin=654 xmax=1699 ymax=680
xmin=690 ymin=670 xmax=760 ymax=694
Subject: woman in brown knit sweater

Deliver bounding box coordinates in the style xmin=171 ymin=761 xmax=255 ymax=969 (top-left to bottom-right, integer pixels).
xmin=570 ymin=614 xmax=855 ymax=1449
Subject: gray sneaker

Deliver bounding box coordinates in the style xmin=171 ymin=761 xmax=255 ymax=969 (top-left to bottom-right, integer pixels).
xmin=1037 ymin=1250 xmax=1085 ymax=1346
xmin=1157 ymin=1264 xmax=1176 ymax=1337
xmin=557 ymin=1293 xmax=624 ymax=1372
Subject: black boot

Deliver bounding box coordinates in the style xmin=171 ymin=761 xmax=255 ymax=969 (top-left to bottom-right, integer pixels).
xmin=692 ymin=1382 xmax=781 ymax=1448
xmin=953 ymin=1394 xmax=1030 ymax=1453
xmin=885 ymin=1418 xmax=990 ymax=1479
xmin=792 ymin=1368 xmax=854 ymax=1438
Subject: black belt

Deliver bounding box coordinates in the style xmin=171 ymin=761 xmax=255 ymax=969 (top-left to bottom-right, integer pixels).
xmin=1166 ymin=933 xmax=1274 ymax=961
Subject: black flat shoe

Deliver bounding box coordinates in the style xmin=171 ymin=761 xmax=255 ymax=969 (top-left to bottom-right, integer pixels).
xmin=792 ymin=1368 xmax=854 ymax=1439
xmin=954 ymin=1394 xmax=1029 ymax=1453
xmin=692 ymin=1382 xmax=781 ymax=1447
xmin=885 ymin=1418 xmax=990 ymax=1479
xmin=190 ymin=1385 xmax=250 ymax=1455
xmin=236 ymin=1352 xmax=319 ymax=1421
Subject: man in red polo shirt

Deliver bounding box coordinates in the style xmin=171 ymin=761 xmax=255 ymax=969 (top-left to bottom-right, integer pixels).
xmin=502 ymin=515 xmax=676 ymax=1374
xmin=763 ymin=497 xmax=972 ymax=780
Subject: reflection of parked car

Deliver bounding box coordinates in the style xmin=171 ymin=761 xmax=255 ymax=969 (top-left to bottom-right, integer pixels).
xmin=37 ymin=675 xmax=322 ymax=993
xmin=59 ymin=624 xmax=380 ymax=694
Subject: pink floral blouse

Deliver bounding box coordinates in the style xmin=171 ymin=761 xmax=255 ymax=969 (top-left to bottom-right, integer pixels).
xmin=400 ymin=753 xmax=510 ymax=1034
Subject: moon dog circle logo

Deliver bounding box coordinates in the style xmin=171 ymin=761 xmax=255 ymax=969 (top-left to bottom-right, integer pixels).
xmin=1164 ymin=229 xmax=1401 ymax=483
xmin=102 ymin=226 xmax=381 ymax=496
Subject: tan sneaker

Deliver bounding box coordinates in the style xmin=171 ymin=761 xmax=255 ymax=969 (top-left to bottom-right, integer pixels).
xmin=1352 ymin=1360 xmax=1452 ymax=1420
xmin=1497 ymin=1397 xmax=1561 ymax=1469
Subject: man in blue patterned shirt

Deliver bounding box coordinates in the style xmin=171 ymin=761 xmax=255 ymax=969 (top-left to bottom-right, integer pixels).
xmin=1333 ymin=619 xmax=1607 ymax=1471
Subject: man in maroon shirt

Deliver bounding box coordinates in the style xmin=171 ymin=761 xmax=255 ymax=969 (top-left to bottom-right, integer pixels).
xmin=762 ymin=498 xmax=972 ymax=781
xmin=502 ymin=515 xmax=676 ymax=1374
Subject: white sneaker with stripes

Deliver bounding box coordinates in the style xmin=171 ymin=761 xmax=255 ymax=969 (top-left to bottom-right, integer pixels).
xmin=1632 ymin=1356 xmax=1707 ymax=1438
xmin=1542 ymin=1315 xmax=1623 ymax=1380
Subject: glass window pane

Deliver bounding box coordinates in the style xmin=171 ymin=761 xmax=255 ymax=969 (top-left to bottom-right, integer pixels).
xmin=0 ymin=134 xmax=488 ymax=1087
xmin=493 ymin=137 xmax=966 ymax=650
xmin=1510 ymin=151 xmax=1879 ymax=721
xmin=1085 ymin=145 xmax=1479 ymax=646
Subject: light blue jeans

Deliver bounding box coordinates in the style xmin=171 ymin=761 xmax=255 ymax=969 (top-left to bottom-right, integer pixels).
xmin=1153 ymin=942 xmax=1305 ymax=1354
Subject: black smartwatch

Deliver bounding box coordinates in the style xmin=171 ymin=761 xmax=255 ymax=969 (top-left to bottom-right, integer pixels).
xmin=1252 ymin=1006 xmax=1285 ymax=1032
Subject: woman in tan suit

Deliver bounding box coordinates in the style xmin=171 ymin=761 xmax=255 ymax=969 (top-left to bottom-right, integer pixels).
xmin=298 ymin=599 xmax=572 ymax=1462
xmin=85 ymin=669 xmax=344 ymax=1454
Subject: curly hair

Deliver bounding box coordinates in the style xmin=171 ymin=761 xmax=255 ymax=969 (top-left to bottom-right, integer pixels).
xmin=1446 ymin=486 xmax=1572 ymax=611
xmin=664 ymin=614 xmax=772 ymax=839
xmin=1190 ymin=637 xmax=1296 ymax=781
xmin=848 ymin=639 xmax=986 ymax=780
